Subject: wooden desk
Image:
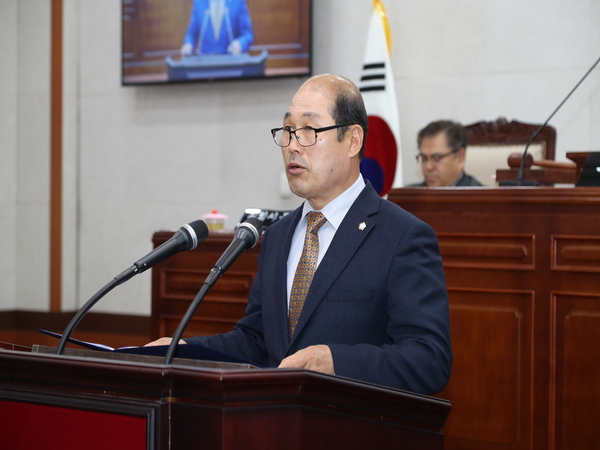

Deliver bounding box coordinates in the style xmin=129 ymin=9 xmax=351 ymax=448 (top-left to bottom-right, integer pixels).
xmin=388 ymin=187 xmax=600 ymax=450
xmin=151 ymin=231 xmax=261 ymax=339
xmin=566 ymin=151 xmax=592 ymax=176
xmin=495 ymin=151 xmax=590 ymax=185
xmin=495 ymin=166 xmax=578 ymax=184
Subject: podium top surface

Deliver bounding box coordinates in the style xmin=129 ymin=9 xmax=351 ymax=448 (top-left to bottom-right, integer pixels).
xmin=0 ymin=347 xmax=450 ymax=429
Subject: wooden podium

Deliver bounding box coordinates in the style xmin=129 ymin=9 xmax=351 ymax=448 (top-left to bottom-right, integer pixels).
xmin=0 ymin=347 xmax=450 ymax=450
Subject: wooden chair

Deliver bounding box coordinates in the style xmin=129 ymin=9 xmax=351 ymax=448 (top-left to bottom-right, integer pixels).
xmin=463 ymin=117 xmax=557 ymax=185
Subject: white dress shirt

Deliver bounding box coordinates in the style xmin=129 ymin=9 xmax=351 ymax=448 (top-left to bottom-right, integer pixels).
xmin=286 ymin=174 xmax=365 ymax=309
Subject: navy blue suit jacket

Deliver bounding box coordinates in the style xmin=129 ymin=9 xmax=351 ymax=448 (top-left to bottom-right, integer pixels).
xmin=409 ymin=171 xmax=482 ymax=187
xmin=186 ymin=182 xmax=452 ymax=394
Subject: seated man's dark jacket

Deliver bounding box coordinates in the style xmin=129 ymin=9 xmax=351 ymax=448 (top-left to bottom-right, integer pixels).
xmin=409 ymin=172 xmax=482 ymax=187
xmin=185 ymin=181 xmax=452 ymax=395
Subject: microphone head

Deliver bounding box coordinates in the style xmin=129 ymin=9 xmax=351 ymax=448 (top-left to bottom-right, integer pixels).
xmin=181 ymin=219 xmax=209 ymax=250
xmin=235 ymin=216 xmax=265 ymax=249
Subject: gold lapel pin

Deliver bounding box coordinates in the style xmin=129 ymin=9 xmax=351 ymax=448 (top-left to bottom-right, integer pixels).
xmin=358 ymin=222 xmax=367 ymax=231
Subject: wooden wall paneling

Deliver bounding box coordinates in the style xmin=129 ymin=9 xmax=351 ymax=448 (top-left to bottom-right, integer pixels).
xmin=440 ymin=288 xmax=534 ymax=450
xmin=552 ymin=235 xmax=600 ymax=273
xmin=438 ymin=233 xmax=534 ymax=270
xmin=552 ymin=292 xmax=600 ymax=450
xmin=386 ymin=187 xmax=600 ymax=450
xmin=151 ymin=231 xmax=260 ymax=340
xmin=0 ymin=311 xmax=150 ymax=350
xmin=158 ymin=268 xmax=252 ymax=336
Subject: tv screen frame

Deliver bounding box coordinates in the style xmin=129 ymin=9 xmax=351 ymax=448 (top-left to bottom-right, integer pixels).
xmin=121 ymin=0 xmax=312 ymax=86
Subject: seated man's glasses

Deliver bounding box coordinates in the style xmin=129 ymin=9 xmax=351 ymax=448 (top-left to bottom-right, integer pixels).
xmin=416 ymin=148 xmax=459 ymax=164
xmin=271 ymin=124 xmax=354 ymax=147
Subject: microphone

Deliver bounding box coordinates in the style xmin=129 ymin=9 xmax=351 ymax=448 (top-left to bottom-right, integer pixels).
xmin=499 ymin=54 xmax=600 ymax=186
xmin=204 ymin=217 xmax=265 ymax=288
xmin=114 ymin=219 xmax=209 ymax=285
xmin=56 ymin=219 xmax=208 ymax=355
xmin=163 ymin=216 xmax=265 ymax=364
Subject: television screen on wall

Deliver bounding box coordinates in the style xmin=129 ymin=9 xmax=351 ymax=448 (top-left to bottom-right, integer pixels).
xmin=122 ymin=0 xmax=312 ymax=85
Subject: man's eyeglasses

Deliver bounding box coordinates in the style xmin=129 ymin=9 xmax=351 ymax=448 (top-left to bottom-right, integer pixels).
xmin=416 ymin=148 xmax=459 ymax=164
xmin=271 ymin=124 xmax=354 ymax=148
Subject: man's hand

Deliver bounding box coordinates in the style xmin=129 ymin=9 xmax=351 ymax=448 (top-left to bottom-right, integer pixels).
xmin=278 ymin=345 xmax=334 ymax=375
xmin=227 ymin=39 xmax=242 ymax=55
xmin=180 ymin=42 xmax=193 ymax=57
xmin=144 ymin=337 xmax=186 ymax=347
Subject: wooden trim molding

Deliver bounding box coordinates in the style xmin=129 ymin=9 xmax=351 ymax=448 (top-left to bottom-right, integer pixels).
xmin=50 ymin=0 xmax=63 ymax=311
xmin=0 ymin=311 xmax=150 ymax=350
xmin=0 ymin=311 xmax=149 ymax=336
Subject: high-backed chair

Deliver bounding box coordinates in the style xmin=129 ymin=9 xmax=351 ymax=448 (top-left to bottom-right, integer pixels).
xmin=463 ymin=117 xmax=556 ymax=186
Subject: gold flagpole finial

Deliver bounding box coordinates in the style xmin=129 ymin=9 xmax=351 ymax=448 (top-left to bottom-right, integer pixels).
xmin=373 ymin=0 xmax=392 ymax=56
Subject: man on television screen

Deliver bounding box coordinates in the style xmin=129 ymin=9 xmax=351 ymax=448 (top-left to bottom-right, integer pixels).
xmin=180 ymin=0 xmax=254 ymax=56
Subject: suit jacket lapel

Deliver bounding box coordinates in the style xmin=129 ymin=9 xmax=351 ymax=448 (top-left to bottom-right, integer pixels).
xmin=269 ymin=207 xmax=302 ymax=348
xmin=289 ymin=183 xmax=381 ymax=346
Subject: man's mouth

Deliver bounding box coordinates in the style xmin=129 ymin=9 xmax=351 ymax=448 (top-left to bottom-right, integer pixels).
xmin=288 ymin=162 xmax=306 ymax=173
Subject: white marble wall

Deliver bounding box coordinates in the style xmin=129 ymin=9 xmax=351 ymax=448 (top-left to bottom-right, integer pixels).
xmin=393 ymin=0 xmax=600 ymax=183
xmin=0 ymin=1 xmax=19 ymax=311
xmin=1 ymin=0 xmax=599 ymax=316
xmin=0 ymin=0 xmax=51 ymax=311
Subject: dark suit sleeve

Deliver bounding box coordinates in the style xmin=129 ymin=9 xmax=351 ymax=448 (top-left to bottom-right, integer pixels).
xmin=327 ymin=217 xmax=452 ymax=395
xmin=233 ymin=0 xmax=254 ymax=52
xmin=183 ymin=0 xmax=201 ymax=47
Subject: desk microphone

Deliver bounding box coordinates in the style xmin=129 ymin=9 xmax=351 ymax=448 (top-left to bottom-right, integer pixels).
xmin=204 ymin=216 xmax=265 ymax=288
xmin=164 ymin=216 xmax=266 ymax=364
xmin=499 ymin=54 xmax=600 ymax=186
xmin=56 ymin=219 xmax=209 ymax=355
xmin=114 ymin=219 xmax=209 ymax=285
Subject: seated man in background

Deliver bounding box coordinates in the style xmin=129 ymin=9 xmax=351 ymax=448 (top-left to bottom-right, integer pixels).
xmin=411 ymin=120 xmax=482 ymax=187
xmin=147 ymin=74 xmax=452 ymax=395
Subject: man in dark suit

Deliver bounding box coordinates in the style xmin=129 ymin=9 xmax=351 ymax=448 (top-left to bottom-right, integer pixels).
xmin=148 ymin=74 xmax=452 ymax=395
xmin=410 ymin=120 xmax=482 ymax=187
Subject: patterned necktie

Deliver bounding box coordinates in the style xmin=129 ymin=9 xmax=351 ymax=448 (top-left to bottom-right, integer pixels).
xmin=288 ymin=211 xmax=327 ymax=339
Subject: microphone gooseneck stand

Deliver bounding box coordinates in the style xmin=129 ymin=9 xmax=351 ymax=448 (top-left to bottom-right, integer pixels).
xmin=164 ymin=217 xmax=265 ymax=365
xmin=55 ymin=219 xmax=209 ymax=355
xmin=163 ymin=282 xmax=212 ymax=365
xmin=55 ymin=276 xmax=122 ymax=355
xmin=500 ymin=54 xmax=600 ymax=186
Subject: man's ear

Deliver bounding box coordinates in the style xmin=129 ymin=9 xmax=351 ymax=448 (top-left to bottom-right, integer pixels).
xmin=457 ymin=147 xmax=467 ymax=163
xmin=348 ymin=125 xmax=364 ymax=159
